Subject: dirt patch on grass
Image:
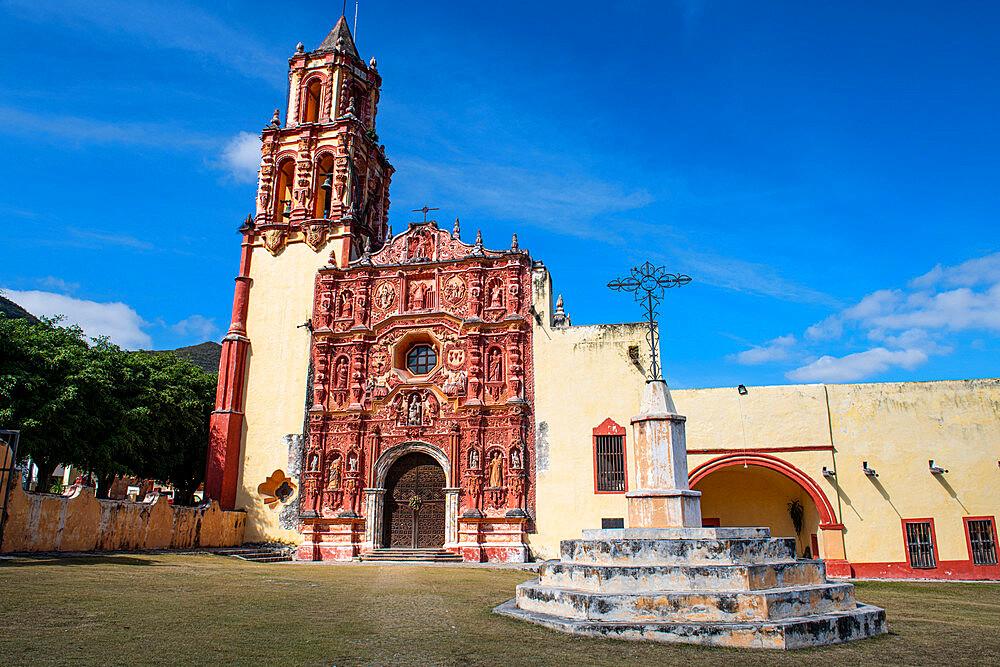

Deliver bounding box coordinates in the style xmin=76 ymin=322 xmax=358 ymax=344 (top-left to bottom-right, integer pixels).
xmin=0 ymin=555 xmax=997 ymax=665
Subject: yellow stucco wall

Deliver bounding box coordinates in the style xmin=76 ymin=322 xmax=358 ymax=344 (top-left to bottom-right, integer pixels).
xmin=0 ymin=483 xmax=245 ymax=553
xmin=529 ymin=266 xmax=647 ymax=559
xmin=672 ymin=379 xmax=1000 ymax=565
xmin=238 ymin=238 xmax=341 ymax=542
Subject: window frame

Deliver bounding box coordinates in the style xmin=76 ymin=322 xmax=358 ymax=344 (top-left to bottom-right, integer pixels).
xmin=405 ymin=344 xmax=437 ymax=376
xmin=592 ymin=418 xmax=628 ymax=494
xmin=964 ymin=516 xmax=999 ymax=567
xmin=901 ymin=518 xmax=939 ymax=569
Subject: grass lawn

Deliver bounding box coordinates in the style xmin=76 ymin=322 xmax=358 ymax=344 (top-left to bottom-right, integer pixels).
xmin=1 ymin=554 xmax=998 ymax=666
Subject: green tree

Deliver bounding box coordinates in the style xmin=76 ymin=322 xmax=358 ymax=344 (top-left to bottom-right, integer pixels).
xmin=0 ymin=315 xmax=91 ymax=490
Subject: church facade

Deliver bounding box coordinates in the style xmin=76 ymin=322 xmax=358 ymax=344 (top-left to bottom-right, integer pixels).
xmin=206 ymin=21 xmax=1000 ymax=578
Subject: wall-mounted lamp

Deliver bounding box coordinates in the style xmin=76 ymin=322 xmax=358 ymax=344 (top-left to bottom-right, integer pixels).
xmin=737 ymin=384 xmax=748 ymax=395
xmin=822 ymin=467 xmax=836 ymax=478
xmin=928 ymin=460 xmax=949 ymax=474
xmin=862 ymin=461 xmax=878 ymax=478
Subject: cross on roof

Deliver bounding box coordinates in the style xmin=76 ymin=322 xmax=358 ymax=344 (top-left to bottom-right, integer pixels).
xmin=608 ymin=261 xmax=691 ymax=381
xmin=411 ymin=205 xmax=439 ymax=223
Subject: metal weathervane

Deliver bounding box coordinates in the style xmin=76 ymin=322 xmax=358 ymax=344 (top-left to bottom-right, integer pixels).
xmin=608 ymin=261 xmax=691 ymax=381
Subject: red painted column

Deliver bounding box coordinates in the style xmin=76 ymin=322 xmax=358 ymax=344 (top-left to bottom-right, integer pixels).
xmin=205 ymin=224 xmax=254 ymax=510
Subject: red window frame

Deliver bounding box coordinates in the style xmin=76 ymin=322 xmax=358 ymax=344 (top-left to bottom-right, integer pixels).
xmin=592 ymin=418 xmax=628 ymax=494
xmin=901 ymin=518 xmax=939 ymax=569
xmin=963 ymin=516 xmax=999 ymax=566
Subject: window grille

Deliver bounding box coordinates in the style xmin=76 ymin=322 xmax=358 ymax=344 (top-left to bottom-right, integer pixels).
xmin=601 ymin=517 xmax=624 ymax=529
xmin=406 ymin=345 xmax=437 ymax=375
xmin=904 ymin=521 xmax=936 ymax=568
xmin=967 ymin=519 xmax=998 ymax=566
xmin=595 ymin=435 xmax=626 ymax=492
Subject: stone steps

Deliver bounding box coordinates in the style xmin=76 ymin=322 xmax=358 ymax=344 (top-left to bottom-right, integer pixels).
xmin=538 ymin=560 xmax=827 ymax=593
xmin=561 ymin=537 xmax=798 ymax=567
xmin=494 ymin=599 xmax=887 ymax=650
xmin=515 ymin=580 xmax=857 ymax=624
xmin=359 ymin=548 xmax=462 ymax=562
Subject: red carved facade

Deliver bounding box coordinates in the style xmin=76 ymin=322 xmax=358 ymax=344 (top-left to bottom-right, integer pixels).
xmin=298 ymin=220 xmax=535 ymax=561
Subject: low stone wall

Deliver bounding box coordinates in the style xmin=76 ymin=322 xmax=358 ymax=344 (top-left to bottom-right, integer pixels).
xmin=1 ymin=482 xmax=245 ymax=553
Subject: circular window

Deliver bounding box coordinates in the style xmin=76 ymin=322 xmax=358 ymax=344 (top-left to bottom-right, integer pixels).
xmin=406 ymin=344 xmax=437 ymax=375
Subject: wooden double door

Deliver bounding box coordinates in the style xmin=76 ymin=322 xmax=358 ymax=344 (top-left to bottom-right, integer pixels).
xmin=382 ymin=452 xmax=446 ymax=548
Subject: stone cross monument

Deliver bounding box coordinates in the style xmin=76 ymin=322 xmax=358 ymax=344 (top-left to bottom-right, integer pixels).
xmin=495 ymin=263 xmax=887 ymax=649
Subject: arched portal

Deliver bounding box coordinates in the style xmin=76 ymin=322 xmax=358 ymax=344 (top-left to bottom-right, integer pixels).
xmin=689 ymin=454 xmax=838 ymax=559
xmin=381 ymin=452 xmax=446 ymax=548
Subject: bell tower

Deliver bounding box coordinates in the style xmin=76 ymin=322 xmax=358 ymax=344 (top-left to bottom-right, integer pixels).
xmin=206 ymin=18 xmax=393 ymax=512
xmin=257 ymin=15 xmax=393 ymax=265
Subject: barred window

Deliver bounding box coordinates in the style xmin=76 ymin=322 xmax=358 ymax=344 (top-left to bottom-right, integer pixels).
xmin=595 ymin=434 xmax=626 ymax=492
xmin=967 ymin=519 xmax=998 ymax=566
xmin=904 ymin=521 xmax=936 ymax=569
xmin=406 ymin=344 xmax=437 ymax=375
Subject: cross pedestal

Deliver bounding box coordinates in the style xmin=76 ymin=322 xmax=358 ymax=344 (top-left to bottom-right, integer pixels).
xmin=625 ymin=380 xmax=702 ymax=528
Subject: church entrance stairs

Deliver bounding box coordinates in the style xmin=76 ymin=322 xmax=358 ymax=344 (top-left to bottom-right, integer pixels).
xmin=359 ymin=547 xmax=462 ymax=563
xmin=215 ymin=547 xmax=293 ymax=563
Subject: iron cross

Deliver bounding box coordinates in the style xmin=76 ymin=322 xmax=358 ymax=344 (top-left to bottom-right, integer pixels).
xmin=412 ymin=205 xmax=439 ymax=223
xmin=608 ymin=261 xmax=691 ymax=381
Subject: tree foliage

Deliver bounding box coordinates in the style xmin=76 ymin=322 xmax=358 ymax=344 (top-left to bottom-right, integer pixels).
xmin=0 ymin=314 xmax=216 ymax=504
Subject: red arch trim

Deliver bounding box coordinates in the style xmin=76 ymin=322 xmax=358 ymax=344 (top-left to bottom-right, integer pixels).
xmin=688 ymin=452 xmax=839 ymax=527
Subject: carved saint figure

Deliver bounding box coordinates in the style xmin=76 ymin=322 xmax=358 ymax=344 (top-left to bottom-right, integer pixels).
xmin=340 ymin=292 xmax=353 ymax=320
xmin=489 ymin=282 xmax=503 ymax=308
xmin=308 ymin=452 xmax=319 ymax=472
xmin=468 ymin=448 xmax=479 ymax=470
xmin=408 ymin=394 xmax=423 ymax=426
xmin=328 ymin=459 xmax=341 ymax=488
xmin=487 ymin=348 xmax=503 ymax=383
xmin=410 ymin=282 xmax=428 ymax=310
xmin=511 ymin=447 xmax=521 ymax=469
xmin=424 ymin=392 xmax=439 ymax=422
xmin=335 ymin=357 xmax=349 ymax=389
xmin=319 ymin=292 xmax=332 ymax=325
xmin=418 ymin=232 xmax=433 ymax=258
xmin=347 ymin=452 xmax=358 ymax=472
xmin=488 ymin=452 xmax=504 ymax=488
xmin=389 ymin=393 xmax=404 ymax=422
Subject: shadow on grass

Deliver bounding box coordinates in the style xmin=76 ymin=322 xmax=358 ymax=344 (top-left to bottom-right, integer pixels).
xmin=0 ymin=555 xmax=159 ymax=567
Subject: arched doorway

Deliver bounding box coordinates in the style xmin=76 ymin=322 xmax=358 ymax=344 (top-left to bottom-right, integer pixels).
xmin=382 ymin=452 xmax=446 ymax=548
xmin=689 ymin=453 xmax=841 ymax=559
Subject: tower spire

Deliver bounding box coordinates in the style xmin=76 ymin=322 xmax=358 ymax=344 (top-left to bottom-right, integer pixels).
xmin=318 ymin=15 xmax=361 ymax=61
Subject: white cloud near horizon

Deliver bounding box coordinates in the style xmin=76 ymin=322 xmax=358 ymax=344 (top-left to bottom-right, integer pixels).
xmin=4 ymin=289 xmax=152 ymax=349
xmin=731 ymin=251 xmax=1000 ymax=382
xmin=171 ymin=314 xmax=218 ymax=340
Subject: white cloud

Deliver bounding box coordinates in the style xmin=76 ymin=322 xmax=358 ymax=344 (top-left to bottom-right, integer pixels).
xmin=3 ymin=289 xmax=151 ymax=349
xmin=5 ymin=0 xmax=284 ymax=86
xmin=0 ymin=107 xmax=216 ymax=149
xmin=217 ymin=132 xmax=261 ymax=183
xmin=773 ymin=251 xmax=1000 ymax=382
xmin=787 ymin=348 xmax=928 ymax=383
xmin=171 ymin=314 xmax=217 ymax=340
xmin=37 ymin=276 xmax=80 ymax=294
xmin=730 ymin=334 xmax=796 ymax=365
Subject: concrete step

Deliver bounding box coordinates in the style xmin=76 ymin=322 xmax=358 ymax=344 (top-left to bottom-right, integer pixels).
xmin=514 ymin=580 xmax=857 ymax=624
xmin=494 ymin=598 xmax=887 ymax=650
xmin=359 ymin=548 xmax=462 ymax=562
xmin=538 ymin=560 xmax=827 ymax=594
xmin=560 ymin=537 xmax=797 ymax=567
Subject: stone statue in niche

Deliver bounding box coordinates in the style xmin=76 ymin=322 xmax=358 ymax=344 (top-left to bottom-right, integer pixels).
xmin=469 ymin=285 xmax=482 ymax=317
xmin=487 ymin=348 xmax=503 ymax=383
xmin=307 ymin=452 xmax=319 ymax=472
xmin=389 ymin=393 xmax=404 ymax=423
xmin=468 ymin=448 xmax=479 ymax=469
xmin=410 ymin=282 xmax=429 ymax=310
xmin=319 ymin=292 xmax=332 ymax=326
xmin=511 ymin=447 xmax=521 ymax=469
xmin=328 ymin=458 xmax=341 ymax=488
xmin=424 ymin=392 xmax=439 ymax=423
xmin=340 ymin=291 xmax=353 ymax=320
xmin=488 ymin=452 xmax=503 ymax=488
xmin=347 ymin=452 xmax=358 ymax=472
xmin=489 ymin=282 xmax=503 ymax=308
xmin=335 ymin=357 xmax=349 ymax=389
xmin=408 ymin=394 xmax=423 ymax=426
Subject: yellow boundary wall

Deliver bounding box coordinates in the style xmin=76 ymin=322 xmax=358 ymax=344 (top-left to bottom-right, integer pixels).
xmin=1 ymin=483 xmax=245 ymax=553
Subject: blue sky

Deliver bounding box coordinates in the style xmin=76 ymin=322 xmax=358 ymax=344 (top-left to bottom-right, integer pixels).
xmin=1 ymin=0 xmax=998 ymax=388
